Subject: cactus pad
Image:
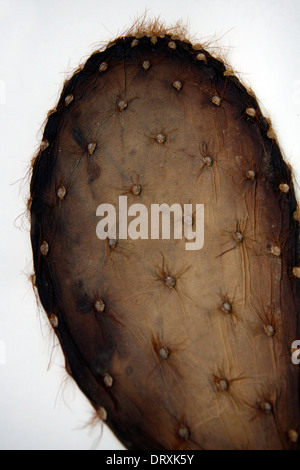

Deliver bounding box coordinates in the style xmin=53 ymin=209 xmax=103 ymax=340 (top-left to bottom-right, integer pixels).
xmin=29 ymin=24 xmax=300 ymax=450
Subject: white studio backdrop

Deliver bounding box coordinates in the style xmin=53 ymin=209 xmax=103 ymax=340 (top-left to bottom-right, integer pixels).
xmin=0 ymin=0 xmax=299 ymax=450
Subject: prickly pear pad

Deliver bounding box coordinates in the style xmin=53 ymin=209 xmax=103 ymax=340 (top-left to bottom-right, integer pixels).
xmin=29 ymin=27 xmax=300 ymax=450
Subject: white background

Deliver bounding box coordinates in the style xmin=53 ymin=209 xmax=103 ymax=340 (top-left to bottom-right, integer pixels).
xmin=0 ymin=0 xmax=299 ymax=450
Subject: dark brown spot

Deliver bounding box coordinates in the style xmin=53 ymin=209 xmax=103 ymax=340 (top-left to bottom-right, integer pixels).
xmin=88 ymin=161 xmax=101 ymax=183
xmin=72 ymin=127 xmax=86 ymax=149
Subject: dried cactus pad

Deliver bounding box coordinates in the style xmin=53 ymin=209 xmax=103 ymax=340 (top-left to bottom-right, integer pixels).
xmin=29 ymin=27 xmax=300 ymax=450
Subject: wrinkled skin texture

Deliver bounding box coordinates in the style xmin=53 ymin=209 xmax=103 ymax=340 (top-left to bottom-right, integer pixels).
xmin=30 ymin=34 xmax=300 ymax=450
